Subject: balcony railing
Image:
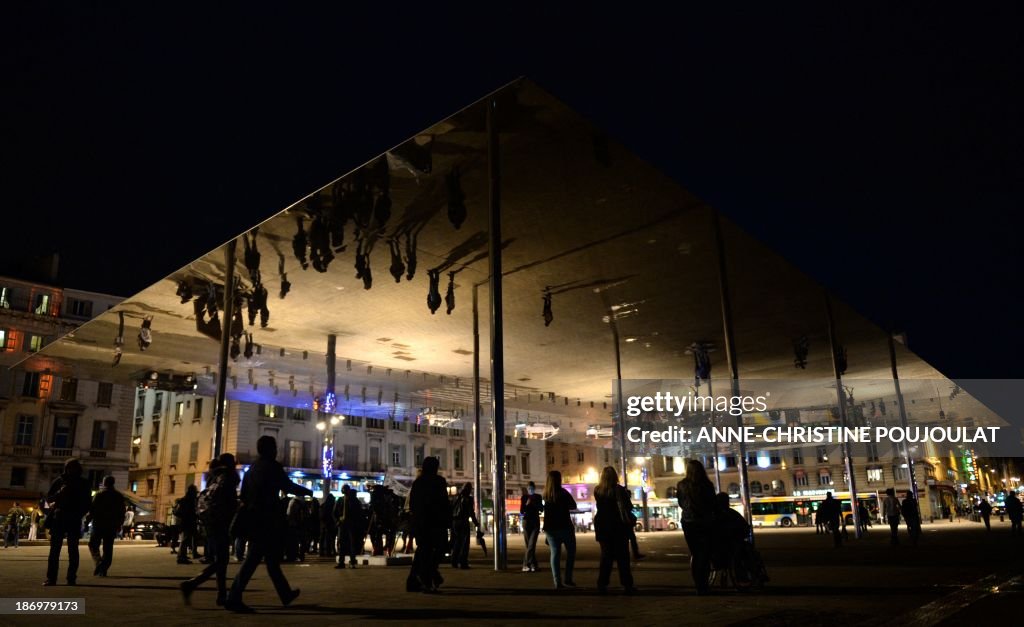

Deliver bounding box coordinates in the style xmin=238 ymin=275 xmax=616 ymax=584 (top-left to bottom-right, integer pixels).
xmin=12 ymin=445 xmax=34 ymax=456
xmin=49 ymin=448 xmax=73 ymax=458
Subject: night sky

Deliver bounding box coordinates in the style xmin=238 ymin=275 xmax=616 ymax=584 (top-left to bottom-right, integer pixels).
xmin=2 ymin=5 xmax=1021 ymax=378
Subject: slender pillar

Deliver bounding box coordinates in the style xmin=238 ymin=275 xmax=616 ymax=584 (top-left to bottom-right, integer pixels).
xmin=708 ymin=375 xmax=722 ymax=492
xmin=609 ymin=310 xmax=629 ymax=489
xmin=472 ymin=284 xmax=483 ymax=524
xmin=712 ymin=213 xmax=753 ymax=536
xmin=889 ymin=333 xmax=919 ymax=502
xmin=825 ymin=294 xmax=863 ymax=538
xmin=487 ymin=96 xmax=507 ymax=570
xmin=213 ymin=240 xmax=236 ymax=458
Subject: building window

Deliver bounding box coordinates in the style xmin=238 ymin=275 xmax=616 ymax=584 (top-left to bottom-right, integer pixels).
xmin=430 ymin=448 xmax=447 ymax=470
xmin=15 ymin=415 xmax=35 ymax=446
xmin=867 ymin=467 xmax=883 ymax=483
xmin=750 ymin=481 xmax=763 ymax=496
xmin=169 ymin=477 xmax=177 ymax=495
xmin=410 ymin=422 xmax=423 ymax=433
xmin=816 ymin=446 xmax=829 ymax=463
xmin=175 ymin=402 xmax=184 ymax=420
xmin=367 ymin=418 xmax=385 ymax=430
xmin=390 ymin=445 xmax=403 ymax=467
xmin=10 ymin=467 xmax=28 ymax=487
xmin=413 ymin=446 xmax=424 ymax=467
xmin=725 ymin=456 xmax=737 ymax=468
xmin=170 ymin=444 xmax=180 ymax=465
xmin=0 ymin=287 xmax=10 ymax=308
xmin=727 ymin=482 xmax=740 ymax=497
xmin=21 ymin=372 xmax=40 ymax=397
xmin=52 ymin=415 xmax=77 ymax=448
xmin=150 ymin=420 xmax=160 ymax=444
xmin=33 ymin=293 xmax=52 ymax=316
xmin=454 ymin=447 xmax=464 ymax=471
xmin=343 ymin=445 xmax=359 ymax=468
xmin=153 ymin=392 xmax=163 ymax=414
xmin=58 ymin=378 xmax=78 ymax=402
xmin=288 ymin=407 xmax=310 ymax=421
xmin=288 ymin=441 xmax=303 ymax=467
xmin=90 ymin=421 xmax=116 ymax=450
xmin=67 ymin=298 xmax=94 ymax=318
xmin=0 ymin=329 xmax=6 ymax=351
xmin=893 ymin=465 xmax=909 ymax=482
xmin=793 ymin=448 xmax=804 ymax=465
xmin=96 ymin=382 xmax=113 ymax=407
xmin=451 ymin=428 xmax=463 ymax=437
xmin=390 ymin=420 xmax=405 ymax=432
xmin=521 ymin=453 xmax=531 ymax=476
xmin=576 ymin=449 xmax=585 ymax=463
xmin=794 ymin=471 xmax=809 ymax=487
xmin=771 ymin=479 xmax=785 ymax=495
xmin=1 ymin=329 xmax=17 ymax=351
xmin=189 ymin=441 xmax=199 ymax=463
xmin=866 ymin=443 xmax=880 ymax=462
xmin=259 ymin=404 xmax=277 ymax=418
xmin=146 ymin=478 xmax=155 ymax=495
xmin=818 ymin=469 xmax=833 ymax=486
xmin=430 ymin=425 xmax=444 ymax=435
xmin=136 ymin=390 xmax=146 ymax=417
xmin=193 ymin=398 xmax=203 ymax=421
xmin=347 ymin=416 xmax=362 ymax=428
xmin=25 ymin=334 xmax=44 ymax=352
xmin=561 ymin=451 xmax=569 ymax=465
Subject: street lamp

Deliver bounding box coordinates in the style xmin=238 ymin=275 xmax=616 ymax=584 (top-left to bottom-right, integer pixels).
xmin=317 ymin=414 xmax=343 ymax=493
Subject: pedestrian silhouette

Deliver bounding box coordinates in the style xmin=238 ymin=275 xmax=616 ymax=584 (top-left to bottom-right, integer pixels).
xmin=542 ymin=470 xmax=578 ymax=589
xmin=676 ymin=460 xmax=716 ymax=594
xmin=180 ymin=454 xmax=239 ymax=606
xmin=407 ymin=457 xmax=451 ymax=593
xmin=449 ymin=483 xmax=480 ymax=569
xmin=225 ymin=436 xmax=313 ymax=613
xmin=593 ymin=466 xmax=636 ymax=595
xmin=520 ymin=482 xmax=543 ymax=572
xmin=901 ymin=492 xmax=922 ymax=546
xmin=88 ymin=476 xmax=126 ymax=577
xmin=978 ymin=499 xmax=993 ymax=531
xmin=44 ymin=458 xmax=92 ymax=586
xmin=883 ymin=488 xmax=902 ymax=545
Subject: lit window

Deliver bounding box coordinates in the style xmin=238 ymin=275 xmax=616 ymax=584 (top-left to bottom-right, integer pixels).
xmin=867 ymin=467 xmax=883 ymax=483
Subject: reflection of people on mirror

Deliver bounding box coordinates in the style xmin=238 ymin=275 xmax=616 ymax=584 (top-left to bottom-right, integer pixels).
xmin=292 ymin=216 xmax=309 ymax=270
xmin=427 ymin=270 xmax=442 ymax=314
xmin=138 ymin=316 xmax=153 ymax=351
xmin=113 ymin=311 xmax=125 ymax=366
xmin=445 ymin=273 xmax=456 ymax=315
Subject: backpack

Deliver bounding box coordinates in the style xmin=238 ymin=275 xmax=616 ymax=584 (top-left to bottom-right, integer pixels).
xmin=197 ymin=478 xmax=231 ymax=527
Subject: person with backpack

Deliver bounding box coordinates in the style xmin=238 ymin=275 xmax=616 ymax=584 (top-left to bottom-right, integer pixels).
xmin=180 ymin=453 xmax=240 ymax=607
xmin=676 ymin=460 xmax=716 ymax=595
xmin=88 ymin=476 xmax=127 ymax=576
xmin=44 ymin=458 xmax=93 ymax=586
xmin=450 ymin=483 xmax=480 ymax=569
xmin=175 ymin=485 xmax=200 ymax=564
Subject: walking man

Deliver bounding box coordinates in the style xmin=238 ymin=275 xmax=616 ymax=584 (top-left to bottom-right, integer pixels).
xmin=225 ymin=436 xmax=312 ymax=613
xmin=978 ymin=499 xmax=993 ymax=531
xmin=819 ymin=492 xmax=843 ymax=548
xmin=88 ymin=476 xmax=127 ymax=576
xmin=883 ymin=488 xmax=901 ymax=545
xmin=450 ymin=483 xmax=479 ymax=569
xmin=175 ymin=485 xmax=200 ymax=564
xmin=44 ymin=459 xmax=92 ymax=586
xmin=901 ymin=492 xmax=922 ymax=546
xmin=406 ymin=457 xmax=451 ymax=593
xmin=1005 ymin=491 xmax=1022 ymax=536
xmin=520 ymin=482 xmax=543 ymax=572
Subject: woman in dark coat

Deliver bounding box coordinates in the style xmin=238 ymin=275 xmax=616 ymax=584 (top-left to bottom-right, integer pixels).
xmin=676 ymin=459 xmax=716 ymax=595
xmin=593 ymin=466 xmax=636 ymax=595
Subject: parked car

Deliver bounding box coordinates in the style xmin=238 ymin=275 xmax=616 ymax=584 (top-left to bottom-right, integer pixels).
xmin=130 ymin=520 xmax=170 ymax=545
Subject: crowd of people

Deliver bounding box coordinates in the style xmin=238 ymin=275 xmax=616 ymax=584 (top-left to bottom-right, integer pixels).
xmin=27 ymin=448 xmax=1024 ymax=612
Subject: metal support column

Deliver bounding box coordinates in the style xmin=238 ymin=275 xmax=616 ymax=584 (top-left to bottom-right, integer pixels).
xmin=889 ymin=333 xmax=919 ymax=502
xmin=609 ymin=311 xmax=629 ymax=490
xmin=708 ymin=375 xmax=722 ymax=493
xmin=213 ymin=240 xmax=236 ymax=458
xmin=826 ymin=294 xmax=862 ymax=538
xmin=487 ymin=96 xmax=507 ymax=570
xmin=472 ymin=284 xmax=483 ymax=524
xmin=712 ymin=213 xmax=752 ymax=536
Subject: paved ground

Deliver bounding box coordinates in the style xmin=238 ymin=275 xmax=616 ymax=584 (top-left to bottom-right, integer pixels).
xmin=0 ymin=519 xmax=1021 ymax=626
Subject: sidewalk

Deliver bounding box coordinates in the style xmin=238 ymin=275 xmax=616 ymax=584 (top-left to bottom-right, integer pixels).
xmin=0 ymin=522 xmax=1020 ymax=626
